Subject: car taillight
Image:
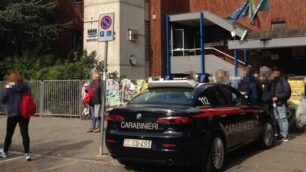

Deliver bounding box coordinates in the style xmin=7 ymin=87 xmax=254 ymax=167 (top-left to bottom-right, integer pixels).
xmin=156 ymin=117 xmax=193 ymax=124
xmin=162 ymin=143 xmax=176 ymax=148
xmin=106 ymin=139 xmax=116 ymax=144
xmin=106 ymin=115 xmax=125 ymax=122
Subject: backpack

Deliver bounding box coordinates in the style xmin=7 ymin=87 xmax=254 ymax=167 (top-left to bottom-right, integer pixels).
xmin=82 ymin=87 xmax=94 ymax=104
xmin=19 ymin=92 xmax=37 ymax=118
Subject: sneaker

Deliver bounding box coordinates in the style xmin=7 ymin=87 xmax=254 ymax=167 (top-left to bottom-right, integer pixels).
xmin=87 ymin=128 xmax=94 ymax=132
xmin=0 ymin=148 xmax=7 ymax=158
xmin=93 ymin=128 xmax=101 ymax=133
xmin=25 ymin=153 xmax=31 ymax=161
xmin=282 ymin=137 xmax=289 ymax=142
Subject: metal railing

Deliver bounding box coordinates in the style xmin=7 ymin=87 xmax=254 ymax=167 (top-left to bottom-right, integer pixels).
xmin=205 ymin=47 xmax=245 ymax=65
xmin=0 ymin=79 xmax=144 ymax=117
xmin=0 ymin=80 xmax=82 ymax=117
xmin=42 ymin=80 xmax=82 ymax=117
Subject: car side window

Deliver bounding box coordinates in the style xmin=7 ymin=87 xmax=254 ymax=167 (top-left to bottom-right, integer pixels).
xmin=195 ymin=87 xmax=226 ymax=107
xmin=212 ymin=87 xmax=228 ymax=106
xmin=220 ymin=85 xmax=249 ymax=106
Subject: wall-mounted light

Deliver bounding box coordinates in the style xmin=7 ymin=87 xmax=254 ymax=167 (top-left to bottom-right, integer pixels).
xmin=128 ymin=29 xmax=138 ymax=41
xmin=129 ymin=55 xmax=137 ymax=66
xmin=231 ymin=30 xmax=236 ymax=38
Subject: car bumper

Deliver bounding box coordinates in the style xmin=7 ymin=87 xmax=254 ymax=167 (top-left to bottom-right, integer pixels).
xmin=106 ymin=130 xmax=202 ymax=166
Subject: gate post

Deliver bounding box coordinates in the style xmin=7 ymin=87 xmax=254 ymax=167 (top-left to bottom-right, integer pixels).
xmin=39 ymin=81 xmax=44 ymax=117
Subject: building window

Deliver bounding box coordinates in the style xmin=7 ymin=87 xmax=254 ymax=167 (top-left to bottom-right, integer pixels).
xmin=74 ymin=31 xmax=83 ymax=53
xmin=271 ymin=21 xmax=286 ymax=31
xmin=171 ymin=24 xmax=228 ymax=57
xmin=172 ymin=29 xmax=184 ymax=56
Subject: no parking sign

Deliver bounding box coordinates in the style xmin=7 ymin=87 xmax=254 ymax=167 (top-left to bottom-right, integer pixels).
xmin=98 ymin=13 xmax=114 ymax=42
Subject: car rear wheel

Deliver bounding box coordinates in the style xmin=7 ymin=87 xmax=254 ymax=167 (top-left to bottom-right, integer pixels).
xmin=204 ymin=135 xmax=225 ymax=172
xmin=261 ymin=122 xmax=274 ymax=149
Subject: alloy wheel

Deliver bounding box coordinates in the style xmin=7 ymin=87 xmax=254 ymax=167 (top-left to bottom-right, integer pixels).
xmin=211 ymin=137 xmax=225 ymax=169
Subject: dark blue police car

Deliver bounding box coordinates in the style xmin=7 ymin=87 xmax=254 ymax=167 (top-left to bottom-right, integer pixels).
xmin=105 ymin=80 xmax=275 ymax=172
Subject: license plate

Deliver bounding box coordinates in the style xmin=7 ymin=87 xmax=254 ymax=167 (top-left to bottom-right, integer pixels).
xmin=123 ymin=139 xmax=152 ymax=149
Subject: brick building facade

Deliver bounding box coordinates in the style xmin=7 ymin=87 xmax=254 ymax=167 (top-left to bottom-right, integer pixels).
xmin=54 ymin=0 xmax=83 ymax=60
xmin=150 ymin=0 xmax=306 ymax=76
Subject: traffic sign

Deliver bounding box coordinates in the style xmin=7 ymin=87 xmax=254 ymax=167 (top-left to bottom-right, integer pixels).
xmin=98 ymin=13 xmax=114 ymax=42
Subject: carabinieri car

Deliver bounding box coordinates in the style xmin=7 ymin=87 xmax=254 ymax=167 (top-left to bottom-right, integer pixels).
xmin=105 ymin=79 xmax=275 ymax=172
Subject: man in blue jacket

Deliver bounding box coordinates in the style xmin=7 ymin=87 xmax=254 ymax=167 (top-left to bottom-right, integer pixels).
xmin=238 ymin=66 xmax=260 ymax=105
xmin=270 ymin=67 xmax=291 ymax=142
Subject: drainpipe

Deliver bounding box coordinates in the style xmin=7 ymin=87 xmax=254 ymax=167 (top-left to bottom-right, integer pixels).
xmin=234 ymin=49 xmax=238 ymax=77
xmin=165 ymin=15 xmax=172 ymax=80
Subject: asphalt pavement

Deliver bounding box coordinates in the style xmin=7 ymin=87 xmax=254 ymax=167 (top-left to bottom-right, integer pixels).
xmin=0 ymin=116 xmax=306 ymax=172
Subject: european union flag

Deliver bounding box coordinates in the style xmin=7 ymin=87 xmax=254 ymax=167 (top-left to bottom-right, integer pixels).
xmin=227 ymin=0 xmax=249 ymax=24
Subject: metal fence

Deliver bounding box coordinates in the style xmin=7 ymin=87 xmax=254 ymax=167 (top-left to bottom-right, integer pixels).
xmin=0 ymin=79 xmax=142 ymax=117
xmin=0 ymin=80 xmax=82 ymax=117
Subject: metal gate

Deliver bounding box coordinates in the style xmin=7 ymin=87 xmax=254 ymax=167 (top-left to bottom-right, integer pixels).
xmin=0 ymin=80 xmax=82 ymax=117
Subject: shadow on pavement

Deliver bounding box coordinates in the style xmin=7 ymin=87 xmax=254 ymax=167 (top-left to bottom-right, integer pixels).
xmin=33 ymin=140 xmax=93 ymax=157
xmin=119 ymin=144 xmax=262 ymax=172
xmin=119 ymin=133 xmax=305 ymax=172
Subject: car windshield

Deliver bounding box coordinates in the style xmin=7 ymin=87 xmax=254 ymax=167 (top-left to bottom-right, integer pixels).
xmin=129 ymin=87 xmax=195 ymax=106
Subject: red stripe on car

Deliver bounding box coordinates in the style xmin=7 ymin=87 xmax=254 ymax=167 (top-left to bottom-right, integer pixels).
xmin=193 ymin=105 xmax=262 ymax=118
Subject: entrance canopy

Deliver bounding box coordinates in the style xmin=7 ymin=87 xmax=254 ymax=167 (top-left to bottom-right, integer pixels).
xmin=170 ymin=11 xmax=247 ymax=37
xmin=228 ymin=29 xmax=306 ymax=50
xmin=167 ymin=11 xmax=247 ymax=77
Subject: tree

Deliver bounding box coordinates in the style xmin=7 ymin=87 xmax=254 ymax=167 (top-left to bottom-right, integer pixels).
xmin=0 ymin=51 xmax=57 ymax=80
xmin=0 ymin=0 xmax=71 ymax=56
xmin=36 ymin=51 xmax=103 ymax=80
xmin=0 ymin=0 xmax=73 ymax=80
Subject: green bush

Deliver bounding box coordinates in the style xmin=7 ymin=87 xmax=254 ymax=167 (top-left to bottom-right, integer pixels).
xmin=0 ymin=51 xmax=103 ymax=80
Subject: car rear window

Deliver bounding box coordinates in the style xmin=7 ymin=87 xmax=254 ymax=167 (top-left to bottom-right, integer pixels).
xmin=129 ymin=88 xmax=195 ymax=106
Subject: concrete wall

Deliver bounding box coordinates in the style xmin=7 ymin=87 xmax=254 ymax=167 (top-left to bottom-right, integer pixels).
xmin=83 ymin=0 xmax=148 ymax=79
xmin=119 ymin=1 xmax=146 ymax=79
xmin=171 ymin=55 xmax=244 ymax=77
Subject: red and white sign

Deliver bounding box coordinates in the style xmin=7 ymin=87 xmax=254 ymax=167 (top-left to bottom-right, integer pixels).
xmin=98 ymin=13 xmax=114 ymax=42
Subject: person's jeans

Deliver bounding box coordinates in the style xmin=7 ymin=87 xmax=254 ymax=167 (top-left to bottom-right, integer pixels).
xmin=273 ymin=105 xmax=289 ymax=138
xmin=90 ymin=105 xmax=101 ymax=129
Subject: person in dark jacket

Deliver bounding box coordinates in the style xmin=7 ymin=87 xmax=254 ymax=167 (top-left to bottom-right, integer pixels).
xmin=270 ymin=67 xmax=291 ymax=142
xmin=259 ymin=67 xmax=272 ymax=108
xmin=87 ymin=72 xmax=102 ymax=133
xmin=258 ymin=68 xmax=280 ymax=137
xmin=0 ymin=72 xmax=32 ymax=161
xmin=238 ymin=66 xmax=260 ymax=105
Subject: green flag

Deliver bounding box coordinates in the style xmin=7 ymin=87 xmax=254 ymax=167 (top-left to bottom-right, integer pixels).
xmin=251 ymin=0 xmax=269 ymax=24
xmin=258 ymin=0 xmax=269 ymax=11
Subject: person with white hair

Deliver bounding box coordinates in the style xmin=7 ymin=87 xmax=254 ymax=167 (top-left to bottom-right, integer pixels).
xmin=86 ymin=72 xmax=102 ymax=133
